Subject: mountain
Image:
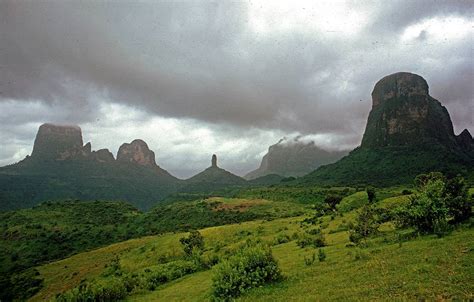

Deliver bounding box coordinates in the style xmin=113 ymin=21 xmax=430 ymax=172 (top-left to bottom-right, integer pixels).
xmin=244 ymin=137 xmax=347 ymax=180
xmin=0 ymin=124 xmax=180 ymax=211
xmin=300 ymin=72 xmax=474 ymax=186
xmin=181 ymin=154 xmax=247 ymax=192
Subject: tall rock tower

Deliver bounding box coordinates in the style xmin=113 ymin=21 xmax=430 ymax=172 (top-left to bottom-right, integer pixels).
xmin=361 ymin=72 xmax=460 ymax=149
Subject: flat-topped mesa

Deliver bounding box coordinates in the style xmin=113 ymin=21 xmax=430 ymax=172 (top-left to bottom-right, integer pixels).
xmin=212 ymin=154 xmax=217 ymax=167
xmin=361 ymin=72 xmax=458 ymax=149
xmin=371 ymin=72 xmax=429 ymax=108
xmin=117 ymin=139 xmax=158 ymax=167
xmin=31 ymin=123 xmax=91 ymax=160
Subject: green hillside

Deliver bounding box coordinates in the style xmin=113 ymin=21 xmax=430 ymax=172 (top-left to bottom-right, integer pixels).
xmin=26 ymin=194 xmax=473 ymax=301
xmin=300 ymin=145 xmax=474 ymax=187
xmin=0 ymin=160 xmax=180 ymax=211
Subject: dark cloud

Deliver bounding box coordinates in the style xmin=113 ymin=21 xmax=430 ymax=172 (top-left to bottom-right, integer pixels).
xmin=0 ymin=0 xmax=472 ymax=172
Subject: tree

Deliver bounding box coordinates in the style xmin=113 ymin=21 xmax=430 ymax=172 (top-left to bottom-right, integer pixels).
xmin=366 ymin=186 xmax=376 ymax=203
xmin=179 ymin=230 xmax=204 ymax=256
xmin=324 ymin=194 xmax=342 ymax=211
xmin=444 ymin=176 xmax=472 ymax=223
xmin=395 ymin=173 xmax=472 ymax=235
xmin=348 ymin=204 xmax=380 ymax=245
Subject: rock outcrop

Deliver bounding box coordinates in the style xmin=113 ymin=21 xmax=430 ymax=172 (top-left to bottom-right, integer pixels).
xmin=92 ymin=149 xmax=115 ymax=163
xmin=361 ymin=72 xmax=461 ymax=149
xmin=245 ymin=137 xmax=347 ymax=180
xmin=300 ymin=72 xmax=474 ymax=186
xmin=456 ymin=129 xmax=474 ymax=152
xmin=31 ymin=123 xmax=91 ymax=160
xmin=212 ymin=154 xmax=217 ymax=167
xmin=184 ymin=154 xmax=246 ymax=189
xmin=117 ymin=139 xmax=158 ymax=167
xmin=1 ymin=124 xmax=180 ymax=211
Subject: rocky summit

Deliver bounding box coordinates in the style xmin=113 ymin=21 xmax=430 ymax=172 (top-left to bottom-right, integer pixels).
xmin=301 ymin=72 xmax=474 ymax=186
xmin=31 ymin=123 xmax=90 ymax=160
xmin=361 ymin=72 xmax=471 ymax=153
xmin=117 ymin=139 xmax=158 ymax=167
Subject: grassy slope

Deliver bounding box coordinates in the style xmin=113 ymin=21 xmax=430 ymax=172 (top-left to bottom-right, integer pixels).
xmin=30 ymin=196 xmax=474 ymax=301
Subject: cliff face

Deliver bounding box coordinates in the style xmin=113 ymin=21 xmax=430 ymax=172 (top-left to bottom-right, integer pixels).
xmin=361 ymin=72 xmax=460 ymax=149
xmin=245 ymin=137 xmax=347 ymax=180
xmin=300 ymin=72 xmax=474 ymax=186
xmin=31 ymin=124 xmax=90 ymax=160
xmin=117 ymin=139 xmax=157 ymax=167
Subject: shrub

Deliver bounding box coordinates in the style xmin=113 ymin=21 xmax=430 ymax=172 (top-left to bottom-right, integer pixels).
xmin=1 ymin=269 xmax=43 ymax=301
xmin=180 ymin=230 xmax=204 ymax=256
xmin=304 ymin=252 xmax=316 ymax=266
xmin=366 ymin=186 xmax=377 ymax=203
xmin=273 ymin=233 xmax=290 ymax=245
xmin=324 ymin=194 xmax=343 ymax=211
xmin=348 ymin=204 xmax=380 ymax=245
xmin=54 ymin=278 xmax=127 ymax=302
xmin=144 ymin=260 xmax=201 ymax=290
xmin=211 ymin=244 xmax=281 ymax=301
xmin=395 ymin=174 xmax=472 ymax=235
xmin=296 ymin=233 xmax=326 ymax=248
xmin=318 ymin=249 xmax=326 ymax=262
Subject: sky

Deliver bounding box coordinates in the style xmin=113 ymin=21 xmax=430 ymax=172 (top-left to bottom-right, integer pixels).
xmin=0 ymin=0 xmax=473 ymax=178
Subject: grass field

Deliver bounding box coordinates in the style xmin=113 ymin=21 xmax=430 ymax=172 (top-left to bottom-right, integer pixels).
xmin=30 ymin=194 xmax=474 ymax=301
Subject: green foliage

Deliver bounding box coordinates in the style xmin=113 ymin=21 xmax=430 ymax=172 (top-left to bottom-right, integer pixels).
xmin=299 ymin=145 xmax=472 ymax=187
xmin=336 ymin=191 xmax=369 ymax=213
xmin=0 ymin=200 xmax=140 ymax=287
xmin=395 ymin=174 xmax=472 ymax=235
xmin=180 ymin=230 xmax=205 ymax=256
xmin=236 ymin=186 xmax=354 ymax=205
xmin=212 ymin=243 xmax=281 ymax=301
xmin=0 ymin=196 xmax=304 ymax=298
xmin=366 ymin=186 xmax=377 ymax=203
xmin=54 ymin=278 xmax=128 ymax=302
xmin=273 ymin=233 xmax=291 ymax=245
xmin=144 ymin=260 xmax=202 ymax=290
xmin=318 ymin=249 xmax=326 ymax=262
xmin=304 ymin=252 xmax=316 ymax=266
xmin=324 ymin=194 xmax=343 ymax=211
xmin=348 ymin=204 xmax=380 ymax=245
xmin=0 ymin=268 xmax=43 ymax=301
xmin=296 ymin=232 xmax=326 ymax=248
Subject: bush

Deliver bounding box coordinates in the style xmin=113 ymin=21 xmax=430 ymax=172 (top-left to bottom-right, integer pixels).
xmin=211 ymin=244 xmax=281 ymax=301
xmin=296 ymin=233 xmax=326 ymax=248
xmin=180 ymin=230 xmax=204 ymax=256
xmin=395 ymin=174 xmax=472 ymax=235
xmin=304 ymin=252 xmax=316 ymax=266
xmin=144 ymin=260 xmax=201 ymax=290
xmin=366 ymin=186 xmax=377 ymax=203
xmin=0 ymin=269 xmax=43 ymax=301
xmin=273 ymin=233 xmax=290 ymax=245
xmin=324 ymin=194 xmax=343 ymax=211
xmin=348 ymin=204 xmax=380 ymax=245
xmin=55 ymin=278 xmax=127 ymax=302
xmin=318 ymin=249 xmax=326 ymax=262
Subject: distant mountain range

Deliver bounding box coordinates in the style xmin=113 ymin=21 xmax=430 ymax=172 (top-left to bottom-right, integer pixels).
xmin=1 ymin=72 xmax=472 ymax=211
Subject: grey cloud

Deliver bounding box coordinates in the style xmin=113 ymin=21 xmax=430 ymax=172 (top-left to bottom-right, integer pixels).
xmin=0 ymin=1 xmax=473 ymax=171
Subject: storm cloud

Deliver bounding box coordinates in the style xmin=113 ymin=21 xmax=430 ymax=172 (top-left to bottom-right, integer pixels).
xmin=1 ymin=0 xmax=472 ymax=177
